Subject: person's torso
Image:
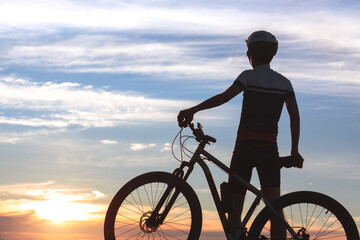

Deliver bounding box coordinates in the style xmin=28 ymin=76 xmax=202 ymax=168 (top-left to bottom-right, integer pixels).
xmin=235 ymin=64 xmax=293 ymax=142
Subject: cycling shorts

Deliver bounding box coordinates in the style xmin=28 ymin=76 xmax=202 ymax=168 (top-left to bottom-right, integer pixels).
xmin=229 ymin=140 xmax=280 ymax=194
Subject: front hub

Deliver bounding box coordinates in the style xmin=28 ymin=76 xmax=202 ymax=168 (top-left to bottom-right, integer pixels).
xmin=297 ymin=227 xmax=310 ymax=240
xmin=139 ymin=211 xmax=161 ymax=233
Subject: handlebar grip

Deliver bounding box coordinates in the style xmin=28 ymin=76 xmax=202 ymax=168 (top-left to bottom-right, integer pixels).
xmin=278 ymin=155 xmax=303 ymax=168
xmin=207 ymin=135 xmax=216 ymax=143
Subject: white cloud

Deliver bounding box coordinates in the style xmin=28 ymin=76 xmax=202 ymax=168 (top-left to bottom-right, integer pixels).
xmin=1 ymin=35 xmax=245 ymax=81
xmin=0 ymin=76 xmax=192 ymax=128
xmin=2 ymin=33 xmax=360 ymax=97
xmin=92 ymin=190 xmax=105 ymax=198
xmin=130 ymin=143 xmax=156 ymax=151
xmin=0 ymin=136 xmax=20 ymax=144
xmin=0 ymin=181 xmax=106 ymax=204
xmin=160 ymin=142 xmax=172 ymax=152
xmin=0 ymin=1 xmax=359 ymax=133
xmin=272 ymin=58 xmax=360 ymax=97
xmin=100 ymin=139 xmax=117 ymax=145
xmin=0 ymin=1 xmax=360 ymax=97
xmin=1 ymin=0 xmax=359 ymax=44
xmin=0 ymin=0 xmax=248 ymax=34
xmin=0 ymin=128 xmax=68 ymax=145
xmin=3 ymin=35 xmax=187 ymax=66
xmin=0 ymin=116 xmax=68 ymax=127
xmin=1 ymin=35 xmax=359 ymax=99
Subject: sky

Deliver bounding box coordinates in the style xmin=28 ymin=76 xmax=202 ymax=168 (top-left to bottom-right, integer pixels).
xmin=0 ymin=0 xmax=359 ymax=239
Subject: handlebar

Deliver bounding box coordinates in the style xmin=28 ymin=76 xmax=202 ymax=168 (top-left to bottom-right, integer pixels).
xmin=189 ymin=123 xmax=216 ymax=144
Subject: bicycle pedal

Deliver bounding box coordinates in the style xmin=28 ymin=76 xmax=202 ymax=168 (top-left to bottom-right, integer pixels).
xmin=220 ymin=182 xmax=233 ymax=213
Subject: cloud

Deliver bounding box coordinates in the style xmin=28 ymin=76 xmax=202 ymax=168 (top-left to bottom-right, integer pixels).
xmin=0 ymin=1 xmax=360 ymax=98
xmin=0 ymin=181 xmax=106 ymax=221
xmin=0 ymin=128 xmax=68 ymax=145
xmin=0 ymin=181 xmax=104 ymax=201
xmin=0 ymin=181 xmax=106 ymax=239
xmin=0 ymin=76 xmax=192 ymax=128
xmin=130 ymin=143 xmax=156 ymax=151
xmin=0 ymin=0 xmax=253 ymax=34
xmin=0 ymin=136 xmax=20 ymax=144
xmin=273 ymin=59 xmax=360 ymax=98
xmin=1 ymin=34 xmax=359 ymax=99
xmin=160 ymin=142 xmax=172 ymax=152
xmin=3 ymin=32 xmax=360 ymax=98
xmin=100 ymin=139 xmax=118 ymax=145
xmin=1 ymin=0 xmax=359 ymax=45
xmin=91 ymin=190 xmax=105 ymax=198
xmin=1 ymin=34 xmax=246 ymax=81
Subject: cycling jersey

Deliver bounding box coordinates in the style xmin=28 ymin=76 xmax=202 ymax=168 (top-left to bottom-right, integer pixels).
xmin=233 ymin=64 xmax=294 ymax=142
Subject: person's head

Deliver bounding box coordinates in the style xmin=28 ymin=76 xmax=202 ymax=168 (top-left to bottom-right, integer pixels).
xmin=246 ymin=30 xmax=278 ymax=67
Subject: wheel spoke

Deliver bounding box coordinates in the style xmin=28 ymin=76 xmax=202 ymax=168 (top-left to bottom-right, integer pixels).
xmin=314 ymin=212 xmax=333 ymax=239
xmin=115 ymin=224 xmax=140 ymax=237
xmin=254 ymin=192 xmax=355 ymax=240
xmin=143 ymin=185 xmax=153 ymax=210
xmin=160 ymin=224 xmax=189 ymax=237
xmin=306 ymin=204 xmax=317 ymax=230
xmin=136 ymin=188 xmax=145 ymax=213
xmin=164 ymin=209 xmax=191 ymax=224
xmin=105 ymin=173 xmax=201 ymax=240
xmin=164 ymin=216 xmax=192 ymax=225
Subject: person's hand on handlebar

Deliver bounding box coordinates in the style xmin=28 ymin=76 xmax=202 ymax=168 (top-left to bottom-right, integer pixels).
xmin=177 ymin=109 xmax=194 ymax=128
xmin=291 ymin=151 xmax=304 ymax=168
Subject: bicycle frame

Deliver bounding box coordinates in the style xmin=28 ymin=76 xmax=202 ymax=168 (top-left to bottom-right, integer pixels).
xmin=105 ymin=123 xmax=359 ymax=240
xmin=149 ymin=137 xmax=300 ymax=240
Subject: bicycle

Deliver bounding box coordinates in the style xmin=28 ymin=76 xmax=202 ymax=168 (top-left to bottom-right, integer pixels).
xmin=104 ymin=123 xmax=360 ymax=240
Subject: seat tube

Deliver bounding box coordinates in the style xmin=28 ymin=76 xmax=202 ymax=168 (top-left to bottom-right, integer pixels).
xmin=197 ymin=158 xmax=231 ymax=237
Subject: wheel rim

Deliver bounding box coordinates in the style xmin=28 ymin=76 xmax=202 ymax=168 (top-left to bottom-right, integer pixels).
xmin=259 ymin=202 xmax=347 ymax=239
xmin=114 ymin=182 xmax=193 ymax=239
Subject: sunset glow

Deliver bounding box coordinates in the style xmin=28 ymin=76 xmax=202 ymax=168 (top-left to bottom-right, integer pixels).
xmin=0 ymin=182 xmax=105 ymax=225
xmin=21 ymin=193 xmax=101 ymax=223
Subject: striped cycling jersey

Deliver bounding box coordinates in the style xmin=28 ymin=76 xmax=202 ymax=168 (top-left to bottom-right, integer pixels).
xmin=234 ymin=64 xmax=295 ymax=142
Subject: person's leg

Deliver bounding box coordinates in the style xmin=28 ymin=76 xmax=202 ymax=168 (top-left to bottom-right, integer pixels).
xmin=263 ymin=187 xmax=286 ymax=239
xmin=228 ymin=192 xmax=247 ymax=235
xmin=255 ymin=141 xmax=285 ymax=239
xmin=228 ymin=141 xmax=252 ymax=235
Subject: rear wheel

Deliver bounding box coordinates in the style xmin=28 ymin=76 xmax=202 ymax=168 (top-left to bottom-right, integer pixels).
xmin=248 ymin=191 xmax=360 ymax=240
xmin=104 ymin=171 xmax=202 ymax=240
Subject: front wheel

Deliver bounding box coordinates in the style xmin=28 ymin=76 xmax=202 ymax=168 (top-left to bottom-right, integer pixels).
xmin=104 ymin=171 xmax=202 ymax=240
xmin=248 ymin=191 xmax=360 ymax=240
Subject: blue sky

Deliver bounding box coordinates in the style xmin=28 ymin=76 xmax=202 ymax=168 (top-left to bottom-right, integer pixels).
xmin=0 ymin=0 xmax=360 ymax=239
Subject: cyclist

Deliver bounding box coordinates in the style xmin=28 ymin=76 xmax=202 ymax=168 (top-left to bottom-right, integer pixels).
xmin=177 ymin=30 xmax=304 ymax=239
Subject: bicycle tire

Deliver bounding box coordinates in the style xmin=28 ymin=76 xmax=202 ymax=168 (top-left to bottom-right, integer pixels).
xmin=248 ymin=191 xmax=360 ymax=240
xmin=104 ymin=171 xmax=202 ymax=240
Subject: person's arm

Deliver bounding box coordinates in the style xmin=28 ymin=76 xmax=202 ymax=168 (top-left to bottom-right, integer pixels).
xmin=177 ymin=84 xmax=241 ymax=127
xmin=285 ymin=96 xmax=304 ymax=168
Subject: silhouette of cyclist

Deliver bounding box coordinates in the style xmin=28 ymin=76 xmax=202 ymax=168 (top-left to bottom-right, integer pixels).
xmin=178 ymin=30 xmax=304 ymax=239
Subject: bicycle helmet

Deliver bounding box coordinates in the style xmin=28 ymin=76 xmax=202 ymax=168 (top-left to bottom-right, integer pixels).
xmin=246 ymin=30 xmax=278 ymax=45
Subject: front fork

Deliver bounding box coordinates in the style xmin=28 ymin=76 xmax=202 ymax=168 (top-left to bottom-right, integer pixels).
xmin=146 ymin=161 xmax=194 ymax=229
